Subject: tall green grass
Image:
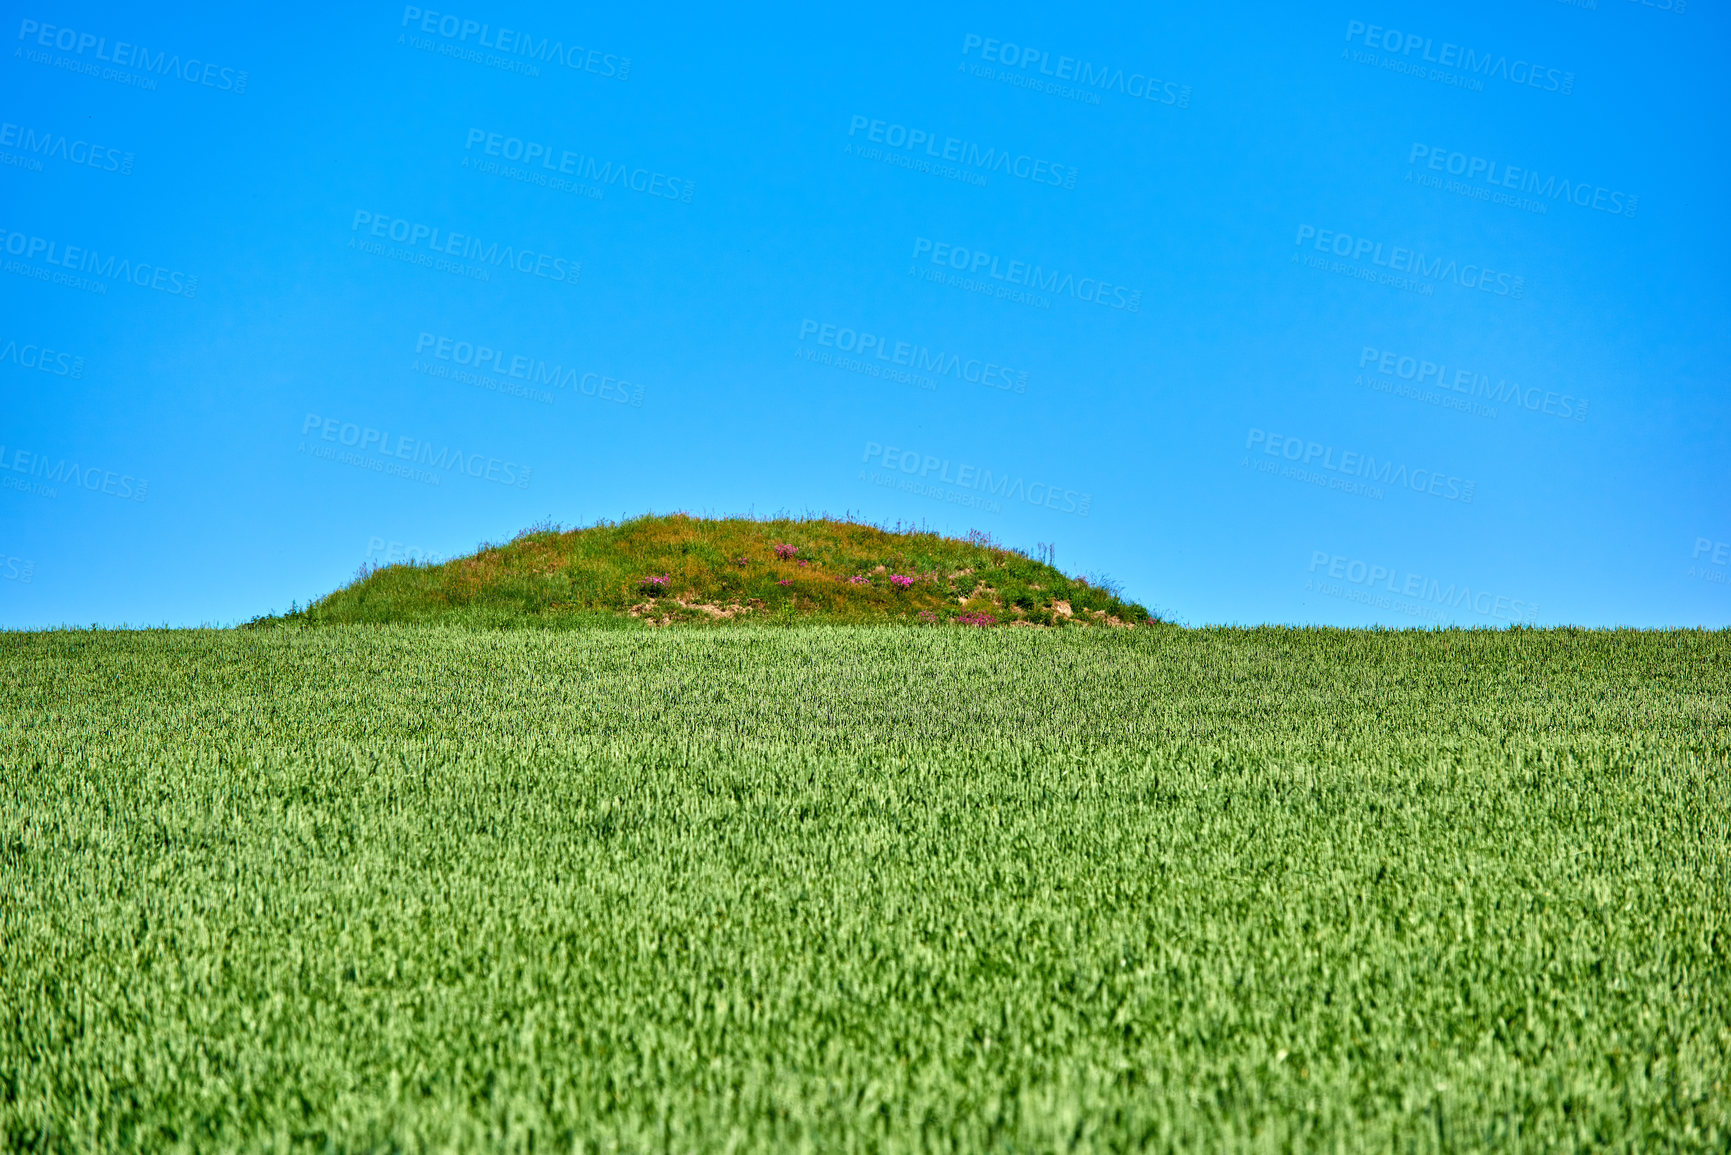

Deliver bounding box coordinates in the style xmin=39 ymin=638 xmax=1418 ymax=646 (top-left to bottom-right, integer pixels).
xmin=3 ymin=626 xmax=1728 ymax=1151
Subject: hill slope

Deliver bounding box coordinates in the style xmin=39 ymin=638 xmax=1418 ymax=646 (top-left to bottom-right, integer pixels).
xmin=281 ymin=513 xmax=1153 ymax=628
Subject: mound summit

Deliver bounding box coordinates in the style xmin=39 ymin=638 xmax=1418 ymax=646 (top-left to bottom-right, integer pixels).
xmin=280 ymin=514 xmax=1153 ymax=628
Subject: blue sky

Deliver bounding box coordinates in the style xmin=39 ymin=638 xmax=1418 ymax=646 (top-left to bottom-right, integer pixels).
xmin=2 ymin=0 xmax=1726 ymax=627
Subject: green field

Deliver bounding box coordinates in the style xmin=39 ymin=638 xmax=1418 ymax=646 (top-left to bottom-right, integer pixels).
xmin=3 ymin=625 xmax=1728 ymax=1151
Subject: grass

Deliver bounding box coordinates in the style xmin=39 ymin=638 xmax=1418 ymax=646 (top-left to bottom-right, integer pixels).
xmin=272 ymin=513 xmax=1152 ymax=628
xmin=2 ymin=624 xmax=1728 ymax=1151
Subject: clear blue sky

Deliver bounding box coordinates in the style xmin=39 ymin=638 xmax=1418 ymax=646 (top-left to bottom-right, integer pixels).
xmin=2 ymin=1 xmax=1726 ymax=627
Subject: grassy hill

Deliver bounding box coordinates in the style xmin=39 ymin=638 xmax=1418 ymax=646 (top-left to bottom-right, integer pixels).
xmin=277 ymin=513 xmax=1154 ymax=628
